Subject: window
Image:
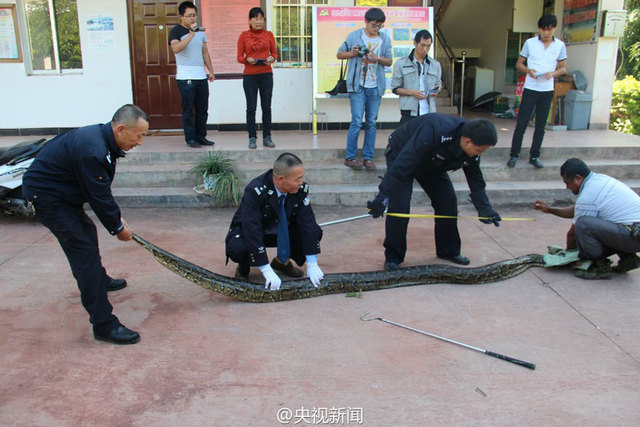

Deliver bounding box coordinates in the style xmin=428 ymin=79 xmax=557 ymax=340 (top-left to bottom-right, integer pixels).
xmin=272 ymin=0 xmax=328 ymax=67
xmin=23 ymin=0 xmax=82 ymax=72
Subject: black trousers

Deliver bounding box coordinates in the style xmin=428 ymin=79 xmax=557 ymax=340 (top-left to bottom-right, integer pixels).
xmin=177 ymin=78 xmax=209 ymax=142
xmin=34 ymin=200 xmax=119 ymax=334
xmin=226 ymin=225 xmax=321 ymax=267
xmin=510 ymin=88 xmax=553 ymax=159
xmin=384 ymin=151 xmax=460 ymax=264
xmin=243 ymin=73 xmax=273 ymax=138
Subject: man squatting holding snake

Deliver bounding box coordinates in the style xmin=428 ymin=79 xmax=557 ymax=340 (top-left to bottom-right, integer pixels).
xmin=226 ymin=153 xmax=324 ymax=290
xmin=534 ymin=158 xmax=640 ymax=280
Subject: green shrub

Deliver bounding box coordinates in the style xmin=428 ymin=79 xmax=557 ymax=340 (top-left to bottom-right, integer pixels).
xmin=610 ymin=76 xmax=640 ymax=135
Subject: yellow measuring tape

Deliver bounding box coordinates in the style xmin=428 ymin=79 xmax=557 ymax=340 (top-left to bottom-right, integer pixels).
xmin=386 ymin=212 xmax=534 ymax=221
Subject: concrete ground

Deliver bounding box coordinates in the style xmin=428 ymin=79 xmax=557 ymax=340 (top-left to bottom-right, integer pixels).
xmin=2 ymin=202 xmax=640 ymax=426
xmin=2 ymin=117 xmax=640 ymax=425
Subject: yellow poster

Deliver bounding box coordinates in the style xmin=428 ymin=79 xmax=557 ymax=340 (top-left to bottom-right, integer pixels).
xmin=356 ymin=0 xmax=387 ymax=6
xmin=313 ymin=6 xmax=433 ymax=98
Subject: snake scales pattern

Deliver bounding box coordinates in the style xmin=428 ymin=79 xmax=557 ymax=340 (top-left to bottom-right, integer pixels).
xmin=133 ymin=234 xmax=545 ymax=303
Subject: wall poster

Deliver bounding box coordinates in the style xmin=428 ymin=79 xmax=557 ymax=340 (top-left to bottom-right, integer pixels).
xmin=0 ymin=4 xmax=21 ymax=62
xmin=562 ymin=0 xmax=599 ymax=44
xmin=313 ymin=6 xmax=433 ymax=98
xmin=201 ymin=0 xmax=260 ymax=76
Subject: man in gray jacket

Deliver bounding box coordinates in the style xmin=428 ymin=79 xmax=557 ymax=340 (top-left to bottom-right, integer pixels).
xmin=391 ymin=29 xmax=442 ymax=125
xmin=337 ymin=8 xmax=392 ymax=171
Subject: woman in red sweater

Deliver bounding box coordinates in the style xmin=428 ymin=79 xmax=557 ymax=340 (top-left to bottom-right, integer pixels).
xmin=237 ymin=7 xmax=278 ymax=149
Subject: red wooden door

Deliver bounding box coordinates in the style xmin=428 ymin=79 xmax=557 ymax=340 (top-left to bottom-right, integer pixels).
xmin=128 ymin=0 xmax=182 ymax=129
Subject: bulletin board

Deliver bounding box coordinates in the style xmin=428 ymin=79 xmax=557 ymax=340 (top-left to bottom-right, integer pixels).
xmin=312 ymin=6 xmax=433 ymax=99
xmin=0 ymin=4 xmax=22 ymax=62
xmin=562 ymin=0 xmax=599 ymax=44
xmin=201 ymin=0 xmax=260 ymax=76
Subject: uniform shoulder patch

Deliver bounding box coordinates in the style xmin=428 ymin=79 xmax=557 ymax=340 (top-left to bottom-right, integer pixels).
xmin=303 ymin=196 xmax=310 ymax=206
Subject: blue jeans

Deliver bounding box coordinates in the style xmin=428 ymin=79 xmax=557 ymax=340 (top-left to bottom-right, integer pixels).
xmin=346 ymin=87 xmax=381 ymax=161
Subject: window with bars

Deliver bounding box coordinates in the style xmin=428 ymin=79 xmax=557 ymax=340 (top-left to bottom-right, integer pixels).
xmin=23 ymin=0 xmax=83 ymax=73
xmin=272 ymin=0 xmax=329 ymax=67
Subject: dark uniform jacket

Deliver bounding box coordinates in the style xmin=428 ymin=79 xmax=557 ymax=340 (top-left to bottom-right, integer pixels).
xmin=227 ymin=170 xmax=322 ymax=267
xmin=22 ymin=123 xmax=125 ymax=235
xmin=380 ymin=113 xmax=492 ymax=210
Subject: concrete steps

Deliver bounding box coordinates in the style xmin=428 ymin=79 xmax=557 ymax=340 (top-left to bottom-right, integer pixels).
xmin=112 ymin=145 xmax=640 ymax=208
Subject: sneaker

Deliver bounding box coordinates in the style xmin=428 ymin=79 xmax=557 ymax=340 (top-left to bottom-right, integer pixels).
xmin=507 ymin=156 xmax=517 ymax=167
xmin=529 ymin=157 xmax=544 ymax=168
xmin=363 ymin=159 xmax=376 ymax=171
xmin=248 ymin=137 xmax=257 ymax=149
xmin=612 ymin=254 xmax=640 ymax=273
xmin=574 ymin=259 xmax=612 ymax=280
xmin=263 ymin=135 xmax=275 ymax=148
xmin=270 ymin=257 xmax=304 ymax=278
xmin=344 ymin=158 xmax=363 ymax=170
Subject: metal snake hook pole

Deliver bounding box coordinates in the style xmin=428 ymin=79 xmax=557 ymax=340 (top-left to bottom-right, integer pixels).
xmin=318 ymin=214 xmax=372 ymax=227
xmin=360 ymin=312 xmax=536 ymax=370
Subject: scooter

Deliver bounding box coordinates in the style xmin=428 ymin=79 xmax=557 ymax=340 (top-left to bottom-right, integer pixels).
xmin=0 ymin=138 xmax=48 ymax=217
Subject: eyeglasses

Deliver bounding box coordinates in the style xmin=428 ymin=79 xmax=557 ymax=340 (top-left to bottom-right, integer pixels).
xmin=184 ymin=13 xmax=197 ymax=18
xmin=370 ymin=22 xmax=384 ymax=29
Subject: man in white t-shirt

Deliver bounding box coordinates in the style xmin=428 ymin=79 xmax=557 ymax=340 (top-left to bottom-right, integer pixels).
xmin=534 ymin=158 xmax=640 ymax=280
xmin=169 ymin=1 xmax=215 ymax=148
xmin=508 ymin=15 xmax=567 ymax=169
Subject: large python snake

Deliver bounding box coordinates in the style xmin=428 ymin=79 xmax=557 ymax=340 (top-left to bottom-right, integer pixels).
xmin=133 ymin=234 xmax=545 ymax=303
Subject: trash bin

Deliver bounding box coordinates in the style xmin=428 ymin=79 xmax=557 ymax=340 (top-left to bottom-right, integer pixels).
xmin=564 ymin=90 xmax=592 ymax=130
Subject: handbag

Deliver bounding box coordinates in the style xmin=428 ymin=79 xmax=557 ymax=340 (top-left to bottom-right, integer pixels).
xmin=326 ymin=43 xmax=349 ymax=96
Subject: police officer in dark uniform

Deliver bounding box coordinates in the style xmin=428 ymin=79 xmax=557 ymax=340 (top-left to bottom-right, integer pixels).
xmin=22 ymin=104 xmax=149 ymax=345
xmin=367 ymin=113 xmax=501 ymax=270
xmin=226 ymin=153 xmax=324 ymax=290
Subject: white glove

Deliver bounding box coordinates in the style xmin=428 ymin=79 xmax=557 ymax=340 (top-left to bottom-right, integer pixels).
xmin=259 ymin=265 xmax=282 ymax=290
xmin=306 ymin=262 xmax=324 ymax=287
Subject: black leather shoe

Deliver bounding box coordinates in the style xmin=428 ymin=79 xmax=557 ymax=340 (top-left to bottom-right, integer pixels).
xmin=384 ymin=262 xmax=400 ymax=271
xmin=94 ymin=325 xmax=140 ymax=345
xmin=270 ymin=257 xmax=304 ymax=278
xmin=198 ymin=137 xmax=215 ymax=146
xmin=507 ymin=156 xmax=517 ymax=167
xmin=529 ymin=157 xmax=544 ymax=168
xmin=186 ymin=139 xmax=201 ymax=148
xmin=107 ymin=277 xmax=127 ymax=292
xmin=438 ymin=254 xmax=471 ymax=265
xmin=234 ymin=262 xmax=250 ymax=279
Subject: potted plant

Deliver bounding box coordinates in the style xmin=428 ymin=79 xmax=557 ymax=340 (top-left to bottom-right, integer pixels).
xmin=190 ymin=151 xmax=243 ymax=206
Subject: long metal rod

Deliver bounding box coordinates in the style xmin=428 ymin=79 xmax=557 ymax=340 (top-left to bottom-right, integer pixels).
xmin=318 ymin=214 xmax=371 ymax=227
xmin=360 ymin=313 xmax=536 ymax=370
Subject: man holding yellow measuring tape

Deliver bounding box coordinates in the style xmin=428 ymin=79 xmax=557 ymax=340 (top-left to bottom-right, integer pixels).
xmin=367 ymin=114 xmax=500 ymax=270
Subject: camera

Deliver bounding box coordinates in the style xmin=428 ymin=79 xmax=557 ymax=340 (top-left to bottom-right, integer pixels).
xmin=354 ymin=45 xmax=370 ymax=58
xmin=192 ymin=26 xmax=206 ymax=32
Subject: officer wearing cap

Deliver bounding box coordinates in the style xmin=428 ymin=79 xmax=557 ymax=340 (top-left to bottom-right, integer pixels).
xmin=367 ymin=113 xmax=501 ymax=270
xmin=22 ymin=104 xmax=148 ymax=345
xmin=225 ymin=152 xmax=324 ymax=290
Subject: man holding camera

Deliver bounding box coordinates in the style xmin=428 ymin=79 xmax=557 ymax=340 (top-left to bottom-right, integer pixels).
xmin=337 ymin=7 xmax=392 ymax=171
xmin=533 ymin=158 xmax=640 ymax=280
xmin=367 ymin=114 xmax=501 ymax=270
xmin=169 ymin=1 xmax=215 ymax=148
